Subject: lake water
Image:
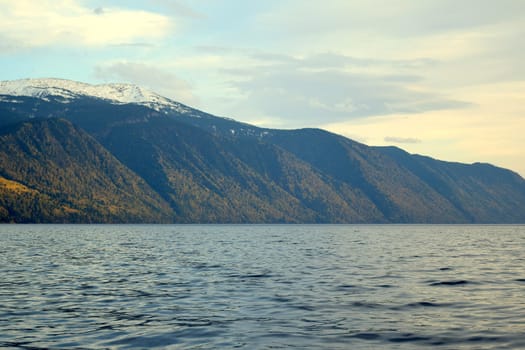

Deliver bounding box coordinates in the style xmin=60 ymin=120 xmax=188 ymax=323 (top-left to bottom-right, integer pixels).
xmin=0 ymin=225 xmax=524 ymax=349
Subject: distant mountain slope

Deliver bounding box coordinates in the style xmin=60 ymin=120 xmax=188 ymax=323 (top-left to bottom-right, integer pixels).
xmin=1 ymin=78 xmax=525 ymax=223
xmin=0 ymin=118 xmax=173 ymax=223
xmin=265 ymin=128 xmax=468 ymax=222
xmin=378 ymin=146 xmax=525 ymax=223
xmin=96 ymin=117 xmax=389 ymax=223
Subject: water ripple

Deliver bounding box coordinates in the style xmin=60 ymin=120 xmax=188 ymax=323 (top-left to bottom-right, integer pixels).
xmin=0 ymin=224 xmax=524 ymax=349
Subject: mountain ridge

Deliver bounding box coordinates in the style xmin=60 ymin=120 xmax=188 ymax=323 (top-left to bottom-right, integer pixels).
xmin=0 ymin=78 xmax=196 ymax=115
xmin=1 ymin=78 xmax=524 ymax=223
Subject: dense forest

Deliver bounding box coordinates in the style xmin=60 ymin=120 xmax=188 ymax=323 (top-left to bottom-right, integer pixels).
xmin=0 ymin=119 xmax=172 ymax=223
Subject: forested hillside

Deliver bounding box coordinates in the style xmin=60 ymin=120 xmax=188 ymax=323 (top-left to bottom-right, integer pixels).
xmin=1 ymin=78 xmax=525 ymax=223
xmin=0 ymin=118 xmax=173 ymax=223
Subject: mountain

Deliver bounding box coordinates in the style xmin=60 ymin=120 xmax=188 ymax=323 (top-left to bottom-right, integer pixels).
xmin=0 ymin=118 xmax=173 ymax=223
xmin=1 ymin=78 xmax=525 ymax=223
xmin=0 ymin=78 xmax=192 ymax=114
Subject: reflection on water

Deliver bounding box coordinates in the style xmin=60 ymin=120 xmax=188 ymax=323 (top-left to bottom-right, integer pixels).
xmin=1 ymin=224 xmax=524 ymax=349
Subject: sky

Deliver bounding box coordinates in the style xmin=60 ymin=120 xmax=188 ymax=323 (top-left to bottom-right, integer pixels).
xmin=1 ymin=0 xmax=524 ymax=176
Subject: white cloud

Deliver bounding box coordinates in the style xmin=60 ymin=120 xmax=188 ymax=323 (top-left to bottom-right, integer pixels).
xmin=218 ymin=53 xmax=469 ymax=127
xmin=0 ymin=0 xmax=172 ymax=49
xmin=256 ymin=0 xmax=525 ymax=41
xmin=149 ymin=0 xmax=205 ymax=19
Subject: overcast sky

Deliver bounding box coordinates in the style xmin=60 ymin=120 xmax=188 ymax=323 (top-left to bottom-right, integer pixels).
xmin=1 ymin=0 xmax=524 ymax=176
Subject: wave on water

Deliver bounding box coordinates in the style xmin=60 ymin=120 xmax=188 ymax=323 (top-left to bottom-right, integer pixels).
xmin=0 ymin=224 xmax=524 ymax=349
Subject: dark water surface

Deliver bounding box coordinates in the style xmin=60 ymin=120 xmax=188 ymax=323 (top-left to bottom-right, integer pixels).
xmin=1 ymin=225 xmax=524 ymax=349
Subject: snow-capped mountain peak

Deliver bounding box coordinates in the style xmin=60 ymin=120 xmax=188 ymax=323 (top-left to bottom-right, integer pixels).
xmin=0 ymin=78 xmax=191 ymax=114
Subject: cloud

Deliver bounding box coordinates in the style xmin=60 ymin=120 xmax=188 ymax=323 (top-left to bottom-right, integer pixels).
xmin=250 ymin=1 xmax=525 ymax=88
xmin=93 ymin=7 xmax=104 ymax=15
xmin=0 ymin=0 xmax=172 ymax=49
xmin=257 ymin=0 xmax=525 ymax=39
xmin=0 ymin=34 xmax=20 ymax=54
xmin=150 ymin=0 xmax=205 ymax=19
xmin=164 ymin=46 xmax=471 ymax=128
xmin=384 ymin=136 xmax=422 ymax=144
xmin=221 ymin=52 xmax=470 ymax=126
xmin=323 ymin=80 xmax=525 ymax=177
xmin=93 ymin=62 xmax=198 ymax=107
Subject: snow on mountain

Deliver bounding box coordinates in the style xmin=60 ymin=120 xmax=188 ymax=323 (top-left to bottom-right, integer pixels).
xmin=0 ymin=78 xmax=192 ymax=114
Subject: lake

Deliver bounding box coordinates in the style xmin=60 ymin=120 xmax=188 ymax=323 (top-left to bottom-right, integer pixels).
xmin=1 ymin=224 xmax=524 ymax=349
